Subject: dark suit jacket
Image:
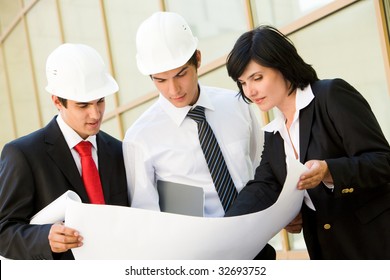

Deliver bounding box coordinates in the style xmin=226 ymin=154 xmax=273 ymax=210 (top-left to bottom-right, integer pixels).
xmin=226 ymin=79 xmax=390 ymax=259
xmin=0 ymin=116 xmax=129 ymax=259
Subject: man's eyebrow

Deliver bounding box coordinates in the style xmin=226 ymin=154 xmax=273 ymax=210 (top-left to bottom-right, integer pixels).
xmin=152 ymin=66 xmax=189 ymax=80
xmin=175 ymin=66 xmax=188 ymax=77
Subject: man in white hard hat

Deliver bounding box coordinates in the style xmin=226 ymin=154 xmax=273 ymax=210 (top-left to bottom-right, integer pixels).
xmin=0 ymin=43 xmax=129 ymax=259
xmin=123 ymin=11 xmax=275 ymax=259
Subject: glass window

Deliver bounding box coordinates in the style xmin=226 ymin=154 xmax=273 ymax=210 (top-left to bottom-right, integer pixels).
xmin=3 ymin=23 xmax=40 ymax=137
xmin=100 ymin=117 xmax=121 ymax=141
xmin=166 ymin=0 xmax=248 ymax=65
xmin=58 ymin=0 xmax=117 ymax=112
xmin=384 ymin=0 xmax=390 ymax=41
xmin=26 ymin=0 xmax=63 ymax=124
xmin=289 ymin=0 xmax=390 ymax=141
xmin=0 ymin=0 xmax=21 ymax=36
xmin=102 ymin=0 xmax=161 ymax=107
xmin=121 ymin=98 xmax=157 ymax=134
xmin=199 ymin=65 xmax=238 ymax=92
xmin=23 ymin=0 xmax=35 ymax=7
xmin=251 ymin=0 xmax=334 ymax=27
xmin=0 ymin=47 xmax=15 ymax=149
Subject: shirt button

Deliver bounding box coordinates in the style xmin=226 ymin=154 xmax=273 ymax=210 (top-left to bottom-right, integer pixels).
xmin=324 ymin=224 xmax=331 ymax=230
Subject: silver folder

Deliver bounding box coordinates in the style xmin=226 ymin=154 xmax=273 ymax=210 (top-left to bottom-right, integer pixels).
xmin=157 ymin=180 xmax=204 ymax=217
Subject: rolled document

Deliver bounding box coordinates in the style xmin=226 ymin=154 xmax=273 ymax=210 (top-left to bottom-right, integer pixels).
xmin=5 ymin=157 xmax=305 ymax=259
xmin=1 ymin=191 xmax=81 ymax=259
xmin=65 ymin=156 xmax=307 ymax=259
xmin=30 ymin=190 xmax=81 ymax=224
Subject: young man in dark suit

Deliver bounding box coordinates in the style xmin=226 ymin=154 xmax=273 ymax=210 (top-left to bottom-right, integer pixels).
xmin=0 ymin=43 xmax=129 ymax=259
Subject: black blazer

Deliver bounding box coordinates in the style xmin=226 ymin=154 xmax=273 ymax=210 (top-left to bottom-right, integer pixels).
xmin=226 ymin=79 xmax=390 ymax=259
xmin=0 ymin=116 xmax=129 ymax=259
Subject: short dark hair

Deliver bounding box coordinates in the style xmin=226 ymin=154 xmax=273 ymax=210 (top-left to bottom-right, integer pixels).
xmin=187 ymin=50 xmax=199 ymax=68
xmin=58 ymin=97 xmax=68 ymax=108
xmin=226 ymin=25 xmax=318 ymax=103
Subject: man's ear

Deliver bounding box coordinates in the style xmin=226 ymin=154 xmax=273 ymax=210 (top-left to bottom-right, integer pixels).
xmin=51 ymin=95 xmax=62 ymax=111
xmin=196 ymin=50 xmax=202 ymax=69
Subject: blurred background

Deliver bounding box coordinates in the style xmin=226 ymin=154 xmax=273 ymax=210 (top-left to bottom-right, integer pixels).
xmin=1 ymin=0 xmax=389 ymax=259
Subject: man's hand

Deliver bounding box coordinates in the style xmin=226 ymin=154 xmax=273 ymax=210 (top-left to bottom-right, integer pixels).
xmin=48 ymin=222 xmax=83 ymax=253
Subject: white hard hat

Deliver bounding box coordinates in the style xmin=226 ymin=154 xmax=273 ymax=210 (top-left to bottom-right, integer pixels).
xmin=45 ymin=43 xmax=118 ymax=102
xmin=136 ymin=12 xmax=198 ymax=75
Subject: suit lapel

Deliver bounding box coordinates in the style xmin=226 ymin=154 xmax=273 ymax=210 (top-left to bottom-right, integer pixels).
xmin=44 ymin=117 xmax=90 ymax=202
xmin=96 ymin=133 xmax=113 ymax=204
xmin=268 ymin=132 xmax=288 ymax=183
xmin=299 ymin=101 xmax=315 ymax=164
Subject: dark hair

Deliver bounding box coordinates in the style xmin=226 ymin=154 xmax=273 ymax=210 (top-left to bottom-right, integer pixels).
xmin=226 ymin=25 xmax=318 ymax=103
xmin=58 ymin=97 xmax=68 ymax=108
xmin=187 ymin=50 xmax=199 ymax=68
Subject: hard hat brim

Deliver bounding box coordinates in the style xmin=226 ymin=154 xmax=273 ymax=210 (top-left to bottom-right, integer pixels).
xmin=46 ymin=73 xmax=119 ymax=102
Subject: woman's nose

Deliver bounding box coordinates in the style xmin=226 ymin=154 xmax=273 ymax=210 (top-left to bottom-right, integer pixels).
xmin=246 ymin=82 xmax=257 ymax=97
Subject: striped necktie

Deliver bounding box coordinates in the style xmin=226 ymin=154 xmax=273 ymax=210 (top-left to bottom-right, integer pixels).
xmin=187 ymin=106 xmax=237 ymax=212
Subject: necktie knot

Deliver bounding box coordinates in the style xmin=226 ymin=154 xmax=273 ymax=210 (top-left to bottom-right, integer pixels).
xmin=187 ymin=106 xmax=206 ymax=123
xmin=74 ymin=141 xmax=92 ymax=157
xmin=73 ymin=140 xmax=105 ymax=204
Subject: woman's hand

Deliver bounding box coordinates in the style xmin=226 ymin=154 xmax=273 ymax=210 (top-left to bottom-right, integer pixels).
xmin=298 ymin=160 xmax=333 ymax=190
xmin=284 ymin=212 xmax=302 ymax=233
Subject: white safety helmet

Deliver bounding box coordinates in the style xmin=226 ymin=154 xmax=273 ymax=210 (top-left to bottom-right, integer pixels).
xmin=45 ymin=43 xmax=118 ymax=102
xmin=136 ymin=11 xmax=198 ymax=75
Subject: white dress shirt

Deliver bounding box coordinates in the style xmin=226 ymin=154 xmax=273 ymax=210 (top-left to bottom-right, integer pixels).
xmin=262 ymin=85 xmax=316 ymax=210
xmin=56 ymin=114 xmax=98 ymax=175
xmin=123 ymin=85 xmax=263 ymax=217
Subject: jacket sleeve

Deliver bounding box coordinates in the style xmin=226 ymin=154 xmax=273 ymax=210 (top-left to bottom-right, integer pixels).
xmin=0 ymin=143 xmax=54 ymax=259
xmin=225 ymin=132 xmax=283 ymax=217
xmin=321 ymin=79 xmax=390 ymax=195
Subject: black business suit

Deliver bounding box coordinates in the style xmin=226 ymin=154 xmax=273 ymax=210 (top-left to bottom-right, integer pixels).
xmin=226 ymin=79 xmax=390 ymax=259
xmin=0 ymin=116 xmax=129 ymax=259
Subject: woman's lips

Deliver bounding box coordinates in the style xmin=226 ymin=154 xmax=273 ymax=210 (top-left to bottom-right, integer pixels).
xmin=253 ymin=97 xmax=265 ymax=104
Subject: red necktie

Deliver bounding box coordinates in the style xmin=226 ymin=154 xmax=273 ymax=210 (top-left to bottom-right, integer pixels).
xmin=74 ymin=141 xmax=105 ymax=204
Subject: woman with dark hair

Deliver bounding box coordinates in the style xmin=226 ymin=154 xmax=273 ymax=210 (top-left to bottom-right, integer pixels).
xmin=225 ymin=25 xmax=390 ymax=259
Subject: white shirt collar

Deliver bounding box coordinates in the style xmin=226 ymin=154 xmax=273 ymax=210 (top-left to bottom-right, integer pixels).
xmin=158 ymin=85 xmax=215 ymax=127
xmin=262 ymin=84 xmax=314 ymax=133
xmin=56 ymin=114 xmax=97 ymax=150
